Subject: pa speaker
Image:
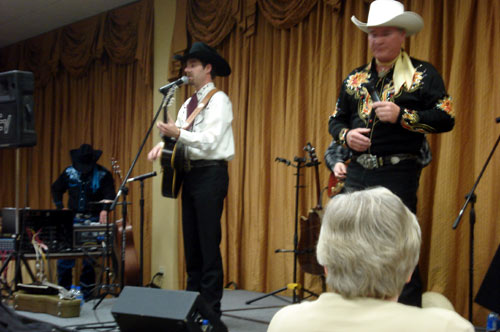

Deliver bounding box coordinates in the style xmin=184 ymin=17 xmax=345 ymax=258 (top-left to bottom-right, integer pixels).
xmin=112 ymin=286 xmax=227 ymax=332
xmin=475 ymin=244 xmax=500 ymax=313
xmin=0 ymin=70 xmax=36 ymax=148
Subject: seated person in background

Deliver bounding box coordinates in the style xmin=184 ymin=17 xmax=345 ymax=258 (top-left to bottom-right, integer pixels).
xmin=51 ymin=144 xmax=116 ymax=300
xmin=323 ymin=138 xmax=431 ymax=192
xmin=268 ymin=187 xmax=473 ymax=332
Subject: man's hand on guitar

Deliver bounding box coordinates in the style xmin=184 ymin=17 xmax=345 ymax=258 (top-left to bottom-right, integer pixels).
xmin=147 ymin=141 xmax=164 ymax=162
xmin=157 ymin=120 xmax=181 ymax=139
xmin=333 ymin=162 xmax=347 ymax=179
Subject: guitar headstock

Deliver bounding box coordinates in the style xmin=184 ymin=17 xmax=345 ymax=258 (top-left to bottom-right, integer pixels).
xmin=304 ymin=142 xmax=319 ymax=165
xmin=111 ymin=157 xmax=123 ymax=181
xmin=304 ymin=142 xmax=322 ymax=209
xmin=165 ymin=85 xmax=178 ymax=108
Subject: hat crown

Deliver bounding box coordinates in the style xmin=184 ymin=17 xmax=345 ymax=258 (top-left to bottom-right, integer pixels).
xmin=78 ymin=144 xmax=94 ymax=162
xmin=367 ymin=0 xmax=404 ymax=26
xmin=351 ymin=0 xmax=423 ymax=36
xmin=174 ymin=42 xmax=231 ymax=77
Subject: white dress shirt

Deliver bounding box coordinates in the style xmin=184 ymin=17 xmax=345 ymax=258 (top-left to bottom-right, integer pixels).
xmin=176 ymin=82 xmax=234 ymax=161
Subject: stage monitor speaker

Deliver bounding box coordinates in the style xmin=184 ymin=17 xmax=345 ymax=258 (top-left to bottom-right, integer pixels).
xmin=0 ymin=70 xmax=36 ymax=148
xmin=112 ymin=286 xmax=227 ymax=332
xmin=475 ymin=244 xmax=500 ymax=313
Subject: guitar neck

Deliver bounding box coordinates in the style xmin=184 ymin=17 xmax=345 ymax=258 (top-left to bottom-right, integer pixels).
xmin=314 ymin=162 xmax=322 ymax=210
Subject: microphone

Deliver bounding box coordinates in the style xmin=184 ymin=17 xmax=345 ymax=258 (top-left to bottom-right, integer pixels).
xmin=365 ymin=82 xmax=380 ymax=102
xmin=127 ymin=171 xmax=157 ymax=183
xmin=496 ymin=117 xmax=500 ymax=123
xmin=275 ymin=157 xmax=291 ymax=166
xmin=159 ymin=76 xmax=189 ymax=94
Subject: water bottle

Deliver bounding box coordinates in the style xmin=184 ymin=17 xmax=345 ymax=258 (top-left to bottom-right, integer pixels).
xmin=487 ymin=312 xmax=499 ymax=332
xmin=74 ymin=286 xmax=84 ymax=307
xmin=200 ymin=319 xmax=210 ymax=332
xmin=69 ymin=285 xmax=76 ymax=297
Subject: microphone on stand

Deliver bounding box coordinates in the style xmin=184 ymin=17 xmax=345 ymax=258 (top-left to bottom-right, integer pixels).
xmin=159 ymin=76 xmax=189 ymax=94
xmin=127 ymin=171 xmax=157 ymax=183
xmin=275 ymin=157 xmax=291 ymax=166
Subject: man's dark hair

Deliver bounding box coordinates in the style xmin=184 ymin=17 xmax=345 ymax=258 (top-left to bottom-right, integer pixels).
xmin=199 ymin=58 xmax=216 ymax=79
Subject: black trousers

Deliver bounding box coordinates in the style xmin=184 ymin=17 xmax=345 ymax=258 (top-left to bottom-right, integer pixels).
xmin=345 ymin=160 xmax=422 ymax=307
xmin=181 ymin=164 xmax=229 ymax=315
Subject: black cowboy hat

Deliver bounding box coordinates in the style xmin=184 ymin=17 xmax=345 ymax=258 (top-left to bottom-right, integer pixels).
xmin=70 ymin=144 xmax=102 ymax=174
xmin=174 ymin=42 xmax=231 ymax=77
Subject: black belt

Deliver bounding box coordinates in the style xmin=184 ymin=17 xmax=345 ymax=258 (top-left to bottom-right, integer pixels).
xmin=184 ymin=159 xmax=227 ymax=171
xmin=352 ymin=153 xmax=417 ymax=170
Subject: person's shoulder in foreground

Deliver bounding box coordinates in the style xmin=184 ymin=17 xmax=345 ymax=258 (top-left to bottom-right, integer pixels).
xmin=268 ymin=292 xmax=474 ymax=332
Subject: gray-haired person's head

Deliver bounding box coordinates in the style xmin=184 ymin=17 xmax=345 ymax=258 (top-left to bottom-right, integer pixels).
xmin=316 ymin=187 xmax=421 ymax=299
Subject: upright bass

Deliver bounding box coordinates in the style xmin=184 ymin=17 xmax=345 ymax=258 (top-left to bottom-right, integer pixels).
xmin=298 ymin=143 xmax=325 ymax=276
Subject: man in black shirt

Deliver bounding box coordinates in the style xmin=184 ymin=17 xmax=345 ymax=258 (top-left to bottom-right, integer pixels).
xmin=329 ymin=0 xmax=454 ymax=307
xmin=51 ymin=144 xmax=115 ymax=299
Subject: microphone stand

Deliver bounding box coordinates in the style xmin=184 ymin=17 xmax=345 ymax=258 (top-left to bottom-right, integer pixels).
xmin=246 ymin=156 xmax=318 ymax=305
xmin=452 ymin=131 xmax=500 ymax=322
xmin=108 ymin=87 xmax=176 ymax=292
xmin=126 ymin=173 xmax=156 ymax=286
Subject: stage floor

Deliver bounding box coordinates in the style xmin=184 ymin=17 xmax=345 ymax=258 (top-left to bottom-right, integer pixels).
xmin=12 ymin=289 xmax=487 ymax=332
xmin=13 ymin=288 xmax=293 ymax=332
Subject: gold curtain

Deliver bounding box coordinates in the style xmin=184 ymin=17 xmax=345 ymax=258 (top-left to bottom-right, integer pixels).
xmin=257 ymin=0 xmax=318 ymax=28
xmin=186 ymin=0 xmax=237 ymax=46
xmin=174 ymin=0 xmax=500 ymax=325
xmin=0 ymin=0 xmax=154 ymax=284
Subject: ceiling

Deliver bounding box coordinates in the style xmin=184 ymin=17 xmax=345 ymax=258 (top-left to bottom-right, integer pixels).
xmin=0 ymin=0 xmax=138 ymax=49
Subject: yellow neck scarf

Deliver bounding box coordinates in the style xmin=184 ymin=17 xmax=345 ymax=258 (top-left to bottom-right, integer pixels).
xmin=393 ymin=51 xmax=415 ymax=95
xmin=375 ymin=51 xmax=415 ymax=95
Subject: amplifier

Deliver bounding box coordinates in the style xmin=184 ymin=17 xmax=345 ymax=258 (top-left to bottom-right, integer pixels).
xmin=1 ymin=208 xmax=73 ymax=253
xmin=73 ymin=224 xmax=115 ymax=249
xmin=0 ymin=236 xmax=16 ymax=252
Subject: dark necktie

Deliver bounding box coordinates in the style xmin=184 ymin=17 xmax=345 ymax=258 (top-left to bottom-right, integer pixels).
xmin=186 ymin=93 xmax=198 ymax=118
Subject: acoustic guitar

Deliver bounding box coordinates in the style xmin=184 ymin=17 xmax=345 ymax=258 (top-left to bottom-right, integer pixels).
xmin=160 ymin=86 xmax=185 ymax=198
xmin=327 ymin=172 xmax=345 ymax=197
xmin=161 ymin=137 xmax=184 ymax=198
xmin=111 ymin=158 xmax=140 ymax=286
xmin=298 ymin=143 xmax=325 ymax=276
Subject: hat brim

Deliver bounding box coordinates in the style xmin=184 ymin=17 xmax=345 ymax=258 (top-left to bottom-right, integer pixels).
xmin=174 ymin=52 xmax=231 ymax=77
xmin=351 ymin=12 xmax=423 ymax=36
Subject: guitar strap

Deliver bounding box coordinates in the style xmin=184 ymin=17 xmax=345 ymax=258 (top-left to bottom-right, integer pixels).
xmin=182 ymin=88 xmax=220 ymax=130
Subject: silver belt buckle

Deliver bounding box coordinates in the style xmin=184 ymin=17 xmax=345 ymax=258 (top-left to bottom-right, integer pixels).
xmin=356 ymin=154 xmax=378 ymax=169
xmin=390 ymin=156 xmax=401 ymax=165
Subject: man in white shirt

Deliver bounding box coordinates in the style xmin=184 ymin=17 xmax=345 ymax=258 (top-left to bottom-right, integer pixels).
xmin=268 ymin=187 xmax=474 ymax=332
xmin=148 ymin=42 xmax=234 ymax=317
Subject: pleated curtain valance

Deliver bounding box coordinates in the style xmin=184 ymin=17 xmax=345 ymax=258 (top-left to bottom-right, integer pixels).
xmin=0 ymin=0 xmax=153 ymax=88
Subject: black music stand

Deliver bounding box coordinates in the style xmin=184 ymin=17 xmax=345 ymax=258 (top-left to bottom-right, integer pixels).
xmin=453 ymin=129 xmax=500 ymax=322
xmin=246 ymin=156 xmax=319 ymax=305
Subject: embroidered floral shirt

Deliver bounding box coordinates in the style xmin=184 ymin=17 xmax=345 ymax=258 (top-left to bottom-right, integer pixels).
xmin=329 ymin=57 xmax=454 ymax=156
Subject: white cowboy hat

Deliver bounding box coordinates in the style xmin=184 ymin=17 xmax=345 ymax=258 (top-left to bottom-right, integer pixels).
xmin=351 ymin=0 xmax=423 ymax=36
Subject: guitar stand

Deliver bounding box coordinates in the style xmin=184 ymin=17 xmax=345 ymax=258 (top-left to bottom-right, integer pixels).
xmin=93 ymin=203 xmax=121 ymax=310
xmin=0 ymin=250 xmax=37 ymax=298
xmin=245 ymin=156 xmax=318 ymax=305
